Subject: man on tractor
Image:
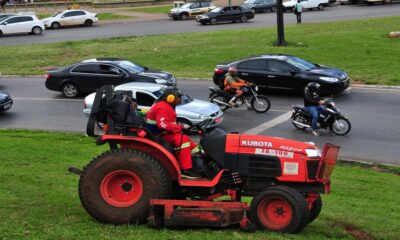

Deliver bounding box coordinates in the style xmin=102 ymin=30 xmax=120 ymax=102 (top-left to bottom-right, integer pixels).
xmin=145 ymin=89 xmax=202 ymax=179
xmin=224 ymin=67 xmax=251 ymax=106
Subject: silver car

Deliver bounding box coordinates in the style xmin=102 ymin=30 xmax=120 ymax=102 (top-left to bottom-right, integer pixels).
xmin=83 ymin=82 xmax=224 ymax=128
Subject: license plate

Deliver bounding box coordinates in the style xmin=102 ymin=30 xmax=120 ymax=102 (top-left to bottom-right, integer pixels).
xmin=214 ymin=117 xmax=222 ymax=124
xmin=3 ymin=103 xmax=11 ymax=110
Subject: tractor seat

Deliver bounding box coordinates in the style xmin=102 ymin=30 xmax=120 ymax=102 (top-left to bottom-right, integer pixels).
xmin=200 ymin=128 xmax=227 ymax=164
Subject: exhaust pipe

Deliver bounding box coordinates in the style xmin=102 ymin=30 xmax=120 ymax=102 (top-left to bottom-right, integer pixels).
xmin=211 ymin=98 xmax=230 ymax=107
xmin=292 ymin=120 xmax=310 ymax=128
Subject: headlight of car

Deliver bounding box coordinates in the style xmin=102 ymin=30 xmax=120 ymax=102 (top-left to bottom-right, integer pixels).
xmin=319 ymin=77 xmax=339 ymax=82
xmin=155 ymin=78 xmax=168 ymax=84
xmin=305 ymin=148 xmax=321 ymax=158
xmin=199 ymin=114 xmax=208 ymax=119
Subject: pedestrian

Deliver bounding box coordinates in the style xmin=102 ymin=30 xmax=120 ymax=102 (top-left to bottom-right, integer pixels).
xmin=294 ymin=0 xmax=303 ymax=24
xmin=0 ymin=0 xmax=6 ymax=12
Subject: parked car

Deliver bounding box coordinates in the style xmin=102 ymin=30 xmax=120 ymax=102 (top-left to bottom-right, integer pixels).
xmin=45 ymin=58 xmax=177 ymax=98
xmin=241 ymin=0 xmax=277 ymax=14
xmin=83 ymin=82 xmax=224 ymax=129
xmin=283 ymin=0 xmax=329 ymax=11
xmin=41 ymin=10 xmax=98 ymax=29
xmin=0 ymin=15 xmax=44 ymax=37
xmin=0 ymin=13 xmax=17 ymax=21
xmin=212 ymin=54 xmax=350 ymax=95
xmin=196 ymin=6 xmax=255 ymax=25
xmin=168 ymin=1 xmax=216 ymax=20
xmin=0 ymin=90 xmax=13 ymax=112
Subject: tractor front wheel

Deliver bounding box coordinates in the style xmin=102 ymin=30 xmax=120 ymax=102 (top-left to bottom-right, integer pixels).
xmin=78 ymin=149 xmax=171 ymax=224
xmin=250 ymin=186 xmax=310 ymax=233
xmin=308 ymin=194 xmax=322 ymax=223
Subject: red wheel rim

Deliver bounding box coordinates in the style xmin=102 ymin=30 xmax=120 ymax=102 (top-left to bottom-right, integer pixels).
xmin=257 ymin=196 xmax=293 ymax=230
xmin=100 ymin=170 xmax=143 ymax=207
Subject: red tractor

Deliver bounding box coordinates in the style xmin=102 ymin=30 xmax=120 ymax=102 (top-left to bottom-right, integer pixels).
xmin=70 ymin=86 xmax=339 ymax=234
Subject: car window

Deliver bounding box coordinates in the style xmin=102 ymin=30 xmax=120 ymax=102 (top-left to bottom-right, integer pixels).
xmin=180 ymin=94 xmax=193 ymax=104
xmin=201 ymin=2 xmax=210 ymax=7
xmin=116 ymin=61 xmax=144 ymax=74
xmin=136 ymin=92 xmax=155 ymax=107
xmin=71 ymin=64 xmax=99 ymax=74
xmin=5 ymin=16 xmax=32 ymax=24
xmin=211 ymin=7 xmax=223 ymax=13
xmin=99 ymin=64 xmax=122 ymax=75
xmin=223 ymin=7 xmax=232 ymax=12
xmin=74 ymin=11 xmax=86 ymax=16
xmin=190 ymin=2 xmax=201 ymax=8
xmin=63 ymin=12 xmax=75 ymax=18
xmin=266 ymin=60 xmax=294 ymax=73
xmin=238 ymin=60 xmax=267 ymax=71
xmin=232 ymin=6 xmax=241 ymax=12
xmin=286 ymin=56 xmax=316 ymax=71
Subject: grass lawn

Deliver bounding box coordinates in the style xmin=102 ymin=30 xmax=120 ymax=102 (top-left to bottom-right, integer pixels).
xmin=0 ymin=16 xmax=399 ymax=85
xmin=0 ymin=130 xmax=399 ymax=239
xmin=36 ymin=12 xmax=133 ymax=20
xmin=126 ymin=5 xmax=172 ymax=14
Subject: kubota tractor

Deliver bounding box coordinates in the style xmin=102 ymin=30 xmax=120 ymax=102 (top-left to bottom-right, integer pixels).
xmin=69 ymin=85 xmax=339 ymax=234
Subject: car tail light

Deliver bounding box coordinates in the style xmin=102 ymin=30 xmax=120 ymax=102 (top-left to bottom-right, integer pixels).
xmin=45 ymin=73 xmax=50 ymax=81
xmin=214 ymin=68 xmax=225 ymax=74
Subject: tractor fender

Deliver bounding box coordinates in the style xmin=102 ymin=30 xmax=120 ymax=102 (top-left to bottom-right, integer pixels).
xmin=100 ymin=135 xmax=181 ymax=181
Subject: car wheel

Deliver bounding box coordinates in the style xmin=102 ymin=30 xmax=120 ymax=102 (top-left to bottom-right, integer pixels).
xmin=240 ymin=16 xmax=248 ymax=23
xmin=271 ymin=6 xmax=277 ymax=12
xmin=0 ymin=30 xmax=3 ymax=37
xmin=200 ymin=22 xmax=206 ymax=25
xmin=210 ymin=18 xmax=218 ymax=25
xmin=317 ymin=4 xmax=324 ymax=10
xmin=84 ymin=19 xmax=93 ymax=27
xmin=51 ymin=22 xmax=60 ymax=29
xmin=179 ymin=13 xmax=188 ymax=20
xmin=62 ymin=83 xmax=80 ymax=98
xmin=31 ymin=26 xmax=42 ymax=35
xmin=383 ymin=0 xmax=392 ymax=3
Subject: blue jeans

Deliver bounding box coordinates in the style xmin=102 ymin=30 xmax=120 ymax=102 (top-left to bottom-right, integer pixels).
xmin=307 ymin=106 xmax=325 ymax=130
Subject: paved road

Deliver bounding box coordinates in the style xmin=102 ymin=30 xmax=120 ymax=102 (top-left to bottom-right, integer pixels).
xmin=1 ymin=77 xmax=399 ymax=165
xmin=1 ymin=4 xmax=400 ymax=46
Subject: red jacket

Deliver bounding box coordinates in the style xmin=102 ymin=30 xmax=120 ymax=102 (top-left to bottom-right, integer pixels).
xmin=146 ymin=100 xmax=182 ymax=133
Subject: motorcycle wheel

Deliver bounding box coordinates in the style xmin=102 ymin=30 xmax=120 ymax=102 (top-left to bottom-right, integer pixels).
xmin=292 ymin=113 xmax=308 ymax=130
xmin=331 ymin=116 xmax=351 ymax=135
xmin=251 ymin=96 xmax=271 ymax=113
xmin=210 ymin=95 xmax=229 ymax=112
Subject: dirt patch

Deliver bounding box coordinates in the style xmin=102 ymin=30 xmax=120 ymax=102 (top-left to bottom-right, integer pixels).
xmin=334 ymin=221 xmax=375 ymax=240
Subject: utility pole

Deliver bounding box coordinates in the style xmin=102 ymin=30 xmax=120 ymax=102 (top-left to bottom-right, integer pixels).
xmin=276 ymin=0 xmax=286 ymax=46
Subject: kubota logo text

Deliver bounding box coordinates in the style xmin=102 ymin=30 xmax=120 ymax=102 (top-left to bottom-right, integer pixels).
xmin=241 ymin=140 xmax=272 ymax=148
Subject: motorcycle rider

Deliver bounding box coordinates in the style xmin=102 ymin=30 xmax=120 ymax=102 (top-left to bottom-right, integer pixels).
xmin=224 ymin=67 xmax=251 ymax=106
xmin=304 ymin=82 xmax=325 ymax=136
xmin=145 ymin=88 xmax=202 ymax=179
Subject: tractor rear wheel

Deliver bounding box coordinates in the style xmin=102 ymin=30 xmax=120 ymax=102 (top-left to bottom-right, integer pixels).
xmin=78 ymin=149 xmax=171 ymax=224
xmin=250 ymin=186 xmax=310 ymax=233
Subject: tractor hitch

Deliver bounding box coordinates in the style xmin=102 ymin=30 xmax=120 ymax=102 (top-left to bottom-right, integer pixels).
xmin=68 ymin=166 xmax=83 ymax=176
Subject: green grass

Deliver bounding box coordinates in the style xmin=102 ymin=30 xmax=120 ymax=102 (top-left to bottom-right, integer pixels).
xmin=0 ymin=130 xmax=399 ymax=239
xmin=1 ymin=16 xmax=400 ymax=85
xmin=126 ymin=5 xmax=172 ymax=14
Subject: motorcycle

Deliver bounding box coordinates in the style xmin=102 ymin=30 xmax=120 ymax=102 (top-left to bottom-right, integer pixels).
xmin=291 ymin=99 xmax=351 ymax=136
xmin=208 ymin=85 xmax=271 ymax=113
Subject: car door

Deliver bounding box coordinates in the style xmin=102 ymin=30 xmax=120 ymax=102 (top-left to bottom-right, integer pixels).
xmin=218 ymin=7 xmax=233 ymax=22
xmin=236 ymin=59 xmax=268 ymax=87
xmin=72 ymin=11 xmax=86 ymax=25
xmin=264 ymin=60 xmax=300 ymax=90
xmin=189 ymin=2 xmax=202 ymax=17
xmin=1 ymin=16 xmax=30 ymax=34
xmin=70 ymin=63 xmax=101 ymax=93
xmin=59 ymin=11 xmax=76 ymax=26
xmin=98 ymin=64 xmax=129 ymax=87
xmin=231 ymin=6 xmax=243 ymax=21
xmin=134 ymin=91 xmax=157 ymax=115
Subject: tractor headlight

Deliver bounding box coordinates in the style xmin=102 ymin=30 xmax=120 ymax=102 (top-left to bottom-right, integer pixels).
xmin=305 ymin=148 xmax=321 ymax=158
xmin=319 ymin=77 xmax=339 ymax=82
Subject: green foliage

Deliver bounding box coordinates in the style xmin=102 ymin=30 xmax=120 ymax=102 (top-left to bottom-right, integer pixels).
xmin=126 ymin=5 xmax=172 ymax=14
xmin=0 ymin=130 xmax=399 ymax=239
xmin=1 ymin=16 xmax=399 ymax=85
xmin=97 ymin=12 xmax=134 ymax=20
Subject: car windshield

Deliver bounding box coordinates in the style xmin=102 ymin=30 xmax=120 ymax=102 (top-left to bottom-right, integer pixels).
xmin=181 ymin=3 xmax=192 ymax=8
xmin=180 ymin=94 xmax=193 ymax=104
xmin=152 ymin=90 xmax=163 ymax=98
xmin=211 ymin=7 xmax=223 ymax=13
xmin=244 ymin=0 xmax=257 ymax=3
xmin=286 ymin=56 xmax=317 ymax=71
xmin=116 ymin=61 xmax=145 ymax=74
xmin=52 ymin=12 xmax=62 ymax=17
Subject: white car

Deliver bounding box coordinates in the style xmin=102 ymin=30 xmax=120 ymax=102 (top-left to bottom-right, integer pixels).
xmin=283 ymin=0 xmax=329 ymax=11
xmin=0 ymin=15 xmax=44 ymax=37
xmin=41 ymin=10 xmax=98 ymax=29
xmin=83 ymin=82 xmax=224 ymax=129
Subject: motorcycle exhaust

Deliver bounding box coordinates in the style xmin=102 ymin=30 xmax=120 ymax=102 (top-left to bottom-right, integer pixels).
xmin=292 ymin=120 xmax=311 ymax=128
xmin=212 ymin=99 xmax=231 ymax=107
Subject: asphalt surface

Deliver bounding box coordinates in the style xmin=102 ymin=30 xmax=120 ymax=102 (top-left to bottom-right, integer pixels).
xmin=1 ymin=4 xmax=400 ymax=46
xmin=1 ymin=77 xmax=399 ymax=165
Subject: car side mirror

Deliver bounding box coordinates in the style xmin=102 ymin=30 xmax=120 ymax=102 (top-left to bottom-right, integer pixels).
xmin=289 ymin=70 xmax=298 ymax=75
xmin=143 ymin=66 xmax=149 ymax=71
xmin=2 ymin=22 xmax=7 ymax=26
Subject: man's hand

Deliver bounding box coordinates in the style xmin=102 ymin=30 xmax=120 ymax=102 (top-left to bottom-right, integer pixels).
xmin=181 ymin=123 xmax=191 ymax=129
xmin=319 ymin=100 xmax=326 ymax=105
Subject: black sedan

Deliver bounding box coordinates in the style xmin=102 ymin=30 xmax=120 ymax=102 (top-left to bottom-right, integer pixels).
xmin=0 ymin=90 xmax=13 ymax=112
xmin=196 ymin=6 xmax=254 ymax=25
xmin=45 ymin=58 xmax=177 ymax=98
xmin=213 ymin=55 xmax=350 ymax=95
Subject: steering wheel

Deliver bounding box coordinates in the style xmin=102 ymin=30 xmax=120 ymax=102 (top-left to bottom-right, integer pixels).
xmin=183 ymin=118 xmax=213 ymax=135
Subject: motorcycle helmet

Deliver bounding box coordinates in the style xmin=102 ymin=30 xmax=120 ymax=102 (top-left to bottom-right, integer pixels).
xmin=228 ymin=66 xmax=237 ymax=74
xmin=305 ymin=82 xmax=321 ymax=94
